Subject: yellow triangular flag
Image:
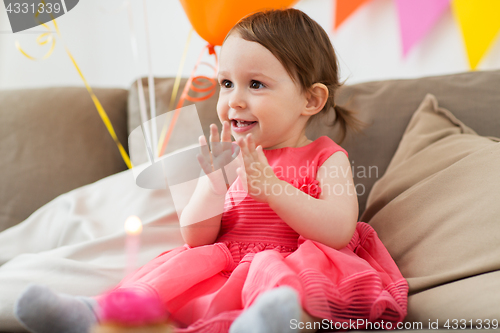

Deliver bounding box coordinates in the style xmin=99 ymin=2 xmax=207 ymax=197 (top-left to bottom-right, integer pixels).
xmin=452 ymin=0 xmax=500 ymax=70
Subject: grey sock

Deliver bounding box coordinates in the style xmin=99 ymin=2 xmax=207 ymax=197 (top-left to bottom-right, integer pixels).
xmin=14 ymin=284 xmax=98 ymax=333
xmin=230 ymin=286 xmax=301 ymax=333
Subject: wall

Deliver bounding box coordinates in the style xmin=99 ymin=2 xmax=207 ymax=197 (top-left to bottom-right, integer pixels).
xmin=0 ymin=0 xmax=499 ymax=90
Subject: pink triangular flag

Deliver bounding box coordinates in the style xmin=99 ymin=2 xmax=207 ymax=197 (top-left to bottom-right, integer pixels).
xmin=396 ymin=0 xmax=451 ymax=57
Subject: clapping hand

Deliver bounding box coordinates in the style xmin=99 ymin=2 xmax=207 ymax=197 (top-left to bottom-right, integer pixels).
xmin=197 ymin=121 xmax=240 ymax=195
xmin=236 ymin=133 xmax=281 ymax=203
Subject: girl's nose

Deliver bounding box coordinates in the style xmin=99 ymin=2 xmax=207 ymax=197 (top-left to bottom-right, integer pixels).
xmin=228 ymin=90 xmax=247 ymax=109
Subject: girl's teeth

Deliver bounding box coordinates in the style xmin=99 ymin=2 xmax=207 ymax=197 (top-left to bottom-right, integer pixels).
xmin=236 ymin=121 xmax=254 ymax=127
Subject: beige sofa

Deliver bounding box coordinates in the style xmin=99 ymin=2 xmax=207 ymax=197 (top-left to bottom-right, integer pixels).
xmin=0 ymin=69 xmax=499 ymax=332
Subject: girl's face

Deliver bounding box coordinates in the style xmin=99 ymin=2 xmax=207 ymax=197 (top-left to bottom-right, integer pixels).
xmin=217 ymin=33 xmax=311 ymax=149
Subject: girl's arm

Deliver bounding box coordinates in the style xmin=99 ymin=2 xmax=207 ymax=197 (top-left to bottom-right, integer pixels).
xmin=237 ymin=135 xmax=358 ymax=250
xmin=179 ymin=175 xmax=226 ymax=247
xmin=179 ymin=122 xmax=234 ymax=247
xmin=267 ymin=151 xmax=358 ymax=249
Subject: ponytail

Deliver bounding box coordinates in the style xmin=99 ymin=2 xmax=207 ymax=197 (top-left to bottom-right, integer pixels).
xmin=330 ymin=104 xmax=368 ymax=145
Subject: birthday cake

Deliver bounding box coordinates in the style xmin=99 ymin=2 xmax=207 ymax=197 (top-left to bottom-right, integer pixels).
xmin=90 ymin=289 xmax=174 ymax=333
xmin=92 ymin=323 xmax=172 ymax=333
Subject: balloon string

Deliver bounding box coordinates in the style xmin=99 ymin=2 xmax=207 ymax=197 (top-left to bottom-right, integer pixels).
xmin=15 ymin=23 xmax=56 ymax=59
xmin=15 ymin=15 xmax=132 ymax=169
xmin=125 ymin=0 xmax=154 ymax=163
xmin=63 ymin=44 xmax=132 ymax=169
xmin=155 ymin=28 xmax=194 ymax=158
xmin=14 ymin=7 xmax=55 ymax=59
xmin=169 ymin=28 xmax=194 ymax=112
xmin=54 ymin=20 xmax=132 ymax=169
xmin=157 ymin=43 xmax=218 ymax=158
xmin=142 ymin=0 xmax=158 ymax=158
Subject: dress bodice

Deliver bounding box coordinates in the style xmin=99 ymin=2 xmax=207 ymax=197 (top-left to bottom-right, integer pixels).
xmin=216 ymin=136 xmax=349 ymax=260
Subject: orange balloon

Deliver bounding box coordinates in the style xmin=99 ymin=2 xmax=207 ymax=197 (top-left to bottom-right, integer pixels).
xmin=179 ymin=0 xmax=299 ymax=46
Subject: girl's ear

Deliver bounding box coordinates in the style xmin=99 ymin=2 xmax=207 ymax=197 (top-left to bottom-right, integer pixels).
xmin=302 ymin=83 xmax=329 ymax=117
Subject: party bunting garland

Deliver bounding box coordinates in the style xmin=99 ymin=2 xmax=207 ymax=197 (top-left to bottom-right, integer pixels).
xmin=333 ymin=0 xmax=370 ymax=31
xmin=451 ymin=0 xmax=500 ymax=69
xmin=395 ymin=0 xmax=450 ymax=57
xmin=334 ymin=0 xmax=500 ymax=69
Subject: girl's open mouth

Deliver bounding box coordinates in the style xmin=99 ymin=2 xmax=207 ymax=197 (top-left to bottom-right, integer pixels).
xmin=231 ymin=120 xmax=258 ymax=133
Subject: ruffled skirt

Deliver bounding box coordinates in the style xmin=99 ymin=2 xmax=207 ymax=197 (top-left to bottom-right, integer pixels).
xmin=104 ymin=222 xmax=408 ymax=332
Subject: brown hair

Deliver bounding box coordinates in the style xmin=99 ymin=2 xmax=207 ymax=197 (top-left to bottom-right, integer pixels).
xmin=223 ymin=8 xmax=367 ymax=144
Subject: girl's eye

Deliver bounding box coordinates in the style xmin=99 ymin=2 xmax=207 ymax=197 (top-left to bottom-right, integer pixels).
xmin=220 ymin=80 xmax=233 ymax=89
xmin=250 ymin=80 xmax=264 ymax=89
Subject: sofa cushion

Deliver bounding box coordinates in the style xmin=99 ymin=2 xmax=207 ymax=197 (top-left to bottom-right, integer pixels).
xmin=362 ymin=94 xmax=500 ymax=323
xmin=0 ymin=87 xmax=129 ymax=232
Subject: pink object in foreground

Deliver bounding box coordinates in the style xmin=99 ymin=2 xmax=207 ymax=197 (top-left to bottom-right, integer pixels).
xmin=99 ymin=289 xmax=169 ymax=326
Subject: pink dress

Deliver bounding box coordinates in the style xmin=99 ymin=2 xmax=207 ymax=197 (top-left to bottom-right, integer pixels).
xmin=105 ymin=136 xmax=408 ymax=332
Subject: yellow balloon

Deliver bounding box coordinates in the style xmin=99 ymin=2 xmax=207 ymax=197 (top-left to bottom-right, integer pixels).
xmin=179 ymin=0 xmax=299 ymax=46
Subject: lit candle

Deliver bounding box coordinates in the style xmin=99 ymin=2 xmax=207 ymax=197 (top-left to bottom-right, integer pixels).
xmin=124 ymin=216 xmax=142 ymax=276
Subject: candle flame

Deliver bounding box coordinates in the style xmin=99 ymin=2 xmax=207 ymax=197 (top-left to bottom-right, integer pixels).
xmin=125 ymin=216 xmax=143 ymax=235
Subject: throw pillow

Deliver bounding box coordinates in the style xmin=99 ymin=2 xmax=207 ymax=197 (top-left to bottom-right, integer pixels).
xmin=0 ymin=87 xmax=129 ymax=232
xmin=362 ymin=94 xmax=500 ymax=324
